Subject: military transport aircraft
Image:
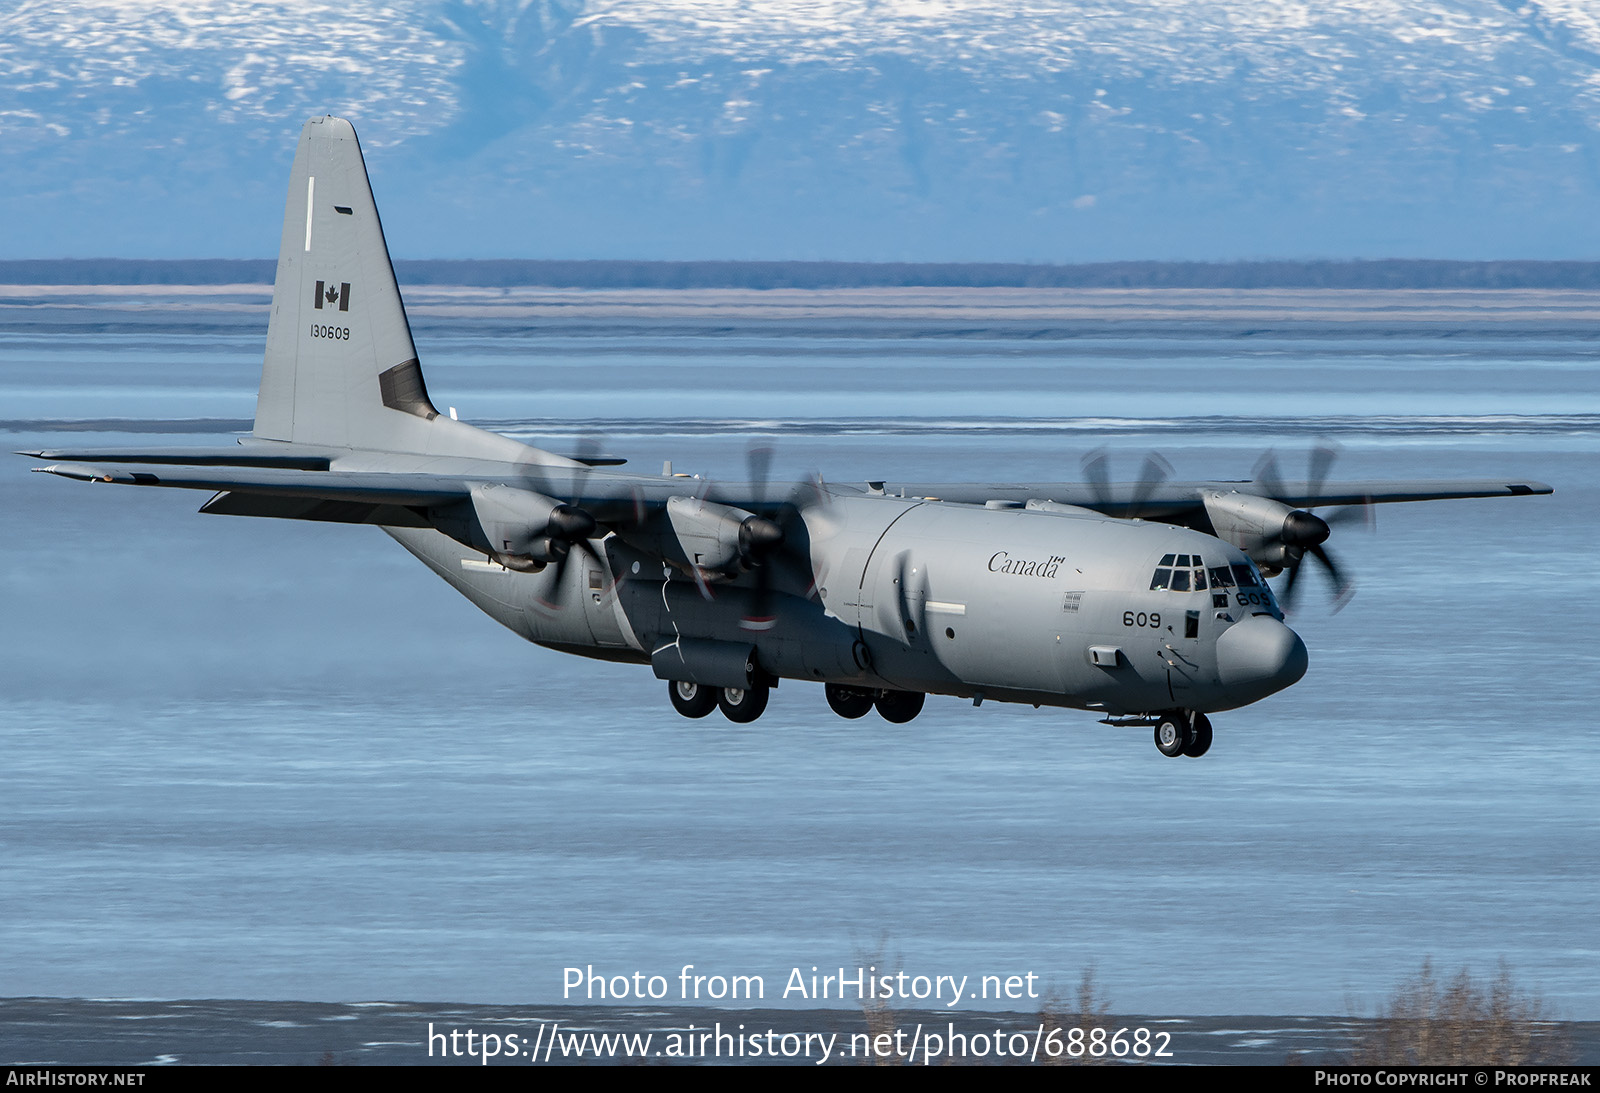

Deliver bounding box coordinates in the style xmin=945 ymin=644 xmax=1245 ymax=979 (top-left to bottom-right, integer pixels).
xmin=23 ymin=116 xmax=1553 ymax=758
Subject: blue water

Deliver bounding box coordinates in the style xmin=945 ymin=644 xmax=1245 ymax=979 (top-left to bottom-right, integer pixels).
xmin=1 ymin=309 xmax=1595 ymax=1019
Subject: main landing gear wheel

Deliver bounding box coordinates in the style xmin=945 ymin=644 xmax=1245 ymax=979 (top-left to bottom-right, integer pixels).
xmin=718 ymin=684 xmax=770 ymax=724
xmin=1182 ymin=712 xmax=1213 ymax=758
xmin=875 ymin=690 xmax=925 ymax=724
xmin=825 ymin=683 xmax=876 ymax=719
xmin=1154 ymin=712 xmax=1188 ymax=757
xmin=668 ymin=680 xmax=717 ymax=719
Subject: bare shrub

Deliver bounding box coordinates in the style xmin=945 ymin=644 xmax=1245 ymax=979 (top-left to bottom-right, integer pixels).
xmin=855 ymin=940 xmax=908 ymax=1066
xmin=1345 ymin=959 xmax=1572 ymax=1065
xmin=1039 ymin=967 xmax=1115 ymax=1066
xmin=860 ymin=995 xmax=905 ymax=1066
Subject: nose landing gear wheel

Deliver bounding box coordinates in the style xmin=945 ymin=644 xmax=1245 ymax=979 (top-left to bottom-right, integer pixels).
xmin=718 ymin=684 xmax=770 ymax=723
xmin=668 ymin=680 xmax=717 ymax=719
xmin=1154 ymin=712 xmax=1188 ymax=757
xmin=875 ymin=690 xmax=925 ymax=724
xmin=1182 ymin=712 xmax=1213 ymax=758
xmin=825 ymin=683 xmax=876 ymax=719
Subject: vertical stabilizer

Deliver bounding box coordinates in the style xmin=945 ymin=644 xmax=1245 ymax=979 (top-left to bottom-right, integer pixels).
xmin=254 ymin=117 xmax=442 ymax=452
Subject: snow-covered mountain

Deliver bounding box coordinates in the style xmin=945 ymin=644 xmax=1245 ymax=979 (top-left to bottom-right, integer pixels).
xmin=5 ymin=0 xmax=1600 ymax=259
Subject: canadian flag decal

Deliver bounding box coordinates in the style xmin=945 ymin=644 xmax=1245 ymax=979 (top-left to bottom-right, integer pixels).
xmin=313 ymin=281 xmax=352 ymax=312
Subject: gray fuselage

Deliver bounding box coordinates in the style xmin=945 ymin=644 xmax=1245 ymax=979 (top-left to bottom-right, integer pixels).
xmin=390 ymin=491 xmax=1307 ymax=717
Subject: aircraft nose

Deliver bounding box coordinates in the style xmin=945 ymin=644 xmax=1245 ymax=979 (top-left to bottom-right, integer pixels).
xmin=1214 ymin=614 xmax=1308 ymax=707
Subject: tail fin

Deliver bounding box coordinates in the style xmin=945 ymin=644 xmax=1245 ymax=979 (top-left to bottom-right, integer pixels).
xmin=254 ymin=116 xmax=485 ymax=455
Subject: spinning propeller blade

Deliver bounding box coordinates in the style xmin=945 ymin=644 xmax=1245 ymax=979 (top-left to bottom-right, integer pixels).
xmin=742 ymin=443 xmax=825 ymax=629
xmin=531 ymin=434 xmax=608 ymax=612
xmin=1267 ymin=443 xmax=1368 ymax=614
xmin=1081 ymin=448 xmax=1172 ymax=517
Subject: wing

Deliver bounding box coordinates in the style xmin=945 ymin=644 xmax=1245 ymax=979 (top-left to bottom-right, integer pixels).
xmin=872 ymin=477 xmax=1552 ymax=518
xmin=25 ymin=450 xmax=657 ymax=519
xmin=27 ymin=440 xmax=1551 ymax=527
xmin=23 ymin=445 xmax=783 ymax=538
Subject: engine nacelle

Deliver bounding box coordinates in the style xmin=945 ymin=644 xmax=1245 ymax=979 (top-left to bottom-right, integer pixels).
xmin=660 ymin=496 xmax=782 ymax=577
xmin=432 ymin=484 xmax=594 ymax=570
xmin=1201 ymin=490 xmax=1328 ymax=575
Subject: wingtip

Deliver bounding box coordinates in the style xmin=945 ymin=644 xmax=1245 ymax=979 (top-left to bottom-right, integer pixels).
xmin=31 ymin=462 xmax=122 ymax=482
xmin=32 ymin=464 xmax=87 ymax=480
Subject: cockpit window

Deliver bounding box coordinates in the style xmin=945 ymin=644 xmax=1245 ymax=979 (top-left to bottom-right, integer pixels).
xmin=1151 ymin=554 xmax=1215 ymax=593
xmin=1148 ymin=554 xmax=1280 ymax=614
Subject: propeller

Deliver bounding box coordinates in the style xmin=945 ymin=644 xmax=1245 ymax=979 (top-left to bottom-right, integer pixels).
xmin=1256 ymin=443 xmax=1372 ymax=614
xmin=1130 ymin=452 xmax=1174 ymax=518
xmin=889 ymin=549 xmax=927 ymax=639
xmin=738 ymin=443 xmax=784 ymax=561
xmin=739 ymin=443 xmax=821 ymax=632
xmin=531 ymin=434 xmax=613 ymax=612
xmin=1081 ymin=448 xmax=1173 ymax=518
